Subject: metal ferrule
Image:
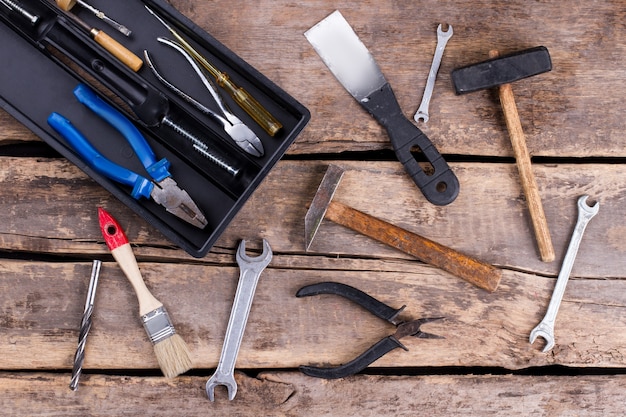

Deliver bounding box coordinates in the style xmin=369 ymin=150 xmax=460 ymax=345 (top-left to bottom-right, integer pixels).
xmin=141 ymin=306 xmax=176 ymax=345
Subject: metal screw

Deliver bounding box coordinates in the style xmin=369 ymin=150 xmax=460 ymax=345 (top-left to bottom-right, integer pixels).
xmin=161 ymin=116 xmax=240 ymax=177
xmin=0 ymin=0 xmax=40 ymax=24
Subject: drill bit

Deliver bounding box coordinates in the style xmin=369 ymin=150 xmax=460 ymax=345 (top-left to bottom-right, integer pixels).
xmin=69 ymin=260 xmax=102 ymax=391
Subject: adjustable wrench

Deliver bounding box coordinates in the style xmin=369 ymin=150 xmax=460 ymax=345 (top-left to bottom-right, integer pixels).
xmin=205 ymin=239 xmax=272 ymax=401
xmin=414 ymin=24 xmax=453 ymax=123
xmin=529 ymin=195 xmax=599 ymax=352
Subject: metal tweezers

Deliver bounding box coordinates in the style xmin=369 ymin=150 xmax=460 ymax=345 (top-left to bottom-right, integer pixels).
xmin=296 ymin=282 xmax=444 ymax=379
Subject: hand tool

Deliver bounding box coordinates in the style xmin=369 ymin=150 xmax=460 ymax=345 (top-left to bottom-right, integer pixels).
xmin=414 ymin=24 xmax=453 ymax=123
xmin=305 ymin=165 xmax=502 ymax=292
xmin=55 ymin=0 xmax=131 ymax=36
xmin=529 ymin=195 xmax=599 ymax=352
xmin=69 ymin=260 xmax=101 ymax=391
xmin=98 ymin=207 xmax=193 ymax=378
xmin=144 ymin=37 xmax=264 ymax=157
xmin=48 ymin=84 xmax=208 ymax=229
xmin=145 ymin=5 xmax=283 ymax=137
xmin=206 ymin=239 xmax=272 ymax=401
xmin=451 ymin=47 xmax=555 ymax=262
xmin=49 ymin=0 xmax=142 ymax=71
xmin=305 ymin=10 xmax=459 ymax=206
xmin=0 ymin=0 xmax=38 ymax=24
xmin=297 ymin=282 xmax=443 ymax=379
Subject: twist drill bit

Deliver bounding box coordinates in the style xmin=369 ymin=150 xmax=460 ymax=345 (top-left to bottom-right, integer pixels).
xmin=70 ymin=260 xmax=102 ymax=391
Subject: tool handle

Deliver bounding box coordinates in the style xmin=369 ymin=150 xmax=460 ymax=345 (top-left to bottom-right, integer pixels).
xmin=299 ymin=336 xmax=405 ymax=379
xmin=90 ymin=29 xmax=142 ymax=72
xmin=175 ymin=36 xmax=282 ymax=136
xmin=98 ymin=208 xmax=162 ymax=316
xmin=47 ymin=112 xmax=153 ymax=200
xmin=216 ymin=73 xmax=282 ymax=136
xmin=326 ymin=201 xmax=502 ymax=292
xmin=73 ymin=84 xmax=171 ymax=182
xmin=359 ymin=83 xmax=459 ymax=206
xmin=490 ymin=51 xmax=555 ymax=263
xmin=296 ymin=282 xmax=405 ymax=325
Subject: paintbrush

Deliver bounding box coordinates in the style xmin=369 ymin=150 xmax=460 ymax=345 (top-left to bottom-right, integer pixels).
xmin=98 ymin=207 xmax=192 ymax=378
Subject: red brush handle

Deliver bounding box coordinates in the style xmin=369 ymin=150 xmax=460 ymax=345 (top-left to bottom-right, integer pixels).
xmin=98 ymin=207 xmax=129 ymax=250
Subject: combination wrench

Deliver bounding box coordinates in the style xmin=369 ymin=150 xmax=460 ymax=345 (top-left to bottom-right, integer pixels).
xmin=529 ymin=195 xmax=599 ymax=352
xmin=205 ymin=239 xmax=272 ymax=401
xmin=414 ymin=24 xmax=453 ymax=123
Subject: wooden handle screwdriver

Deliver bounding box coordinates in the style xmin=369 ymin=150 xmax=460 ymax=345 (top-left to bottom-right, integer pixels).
xmin=53 ymin=1 xmax=142 ymax=71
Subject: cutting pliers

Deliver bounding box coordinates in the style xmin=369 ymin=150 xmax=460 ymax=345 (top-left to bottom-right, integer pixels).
xmin=47 ymin=84 xmax=208 ymax=229
xmin=296 ymin=282 xmax=444 ymax=379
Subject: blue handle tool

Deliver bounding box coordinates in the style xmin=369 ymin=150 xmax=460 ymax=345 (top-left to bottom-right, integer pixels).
xmin=47 ymin=112 xmax=153 ymax=200
xmin=72 ymin=84 xmax=171 ymax=182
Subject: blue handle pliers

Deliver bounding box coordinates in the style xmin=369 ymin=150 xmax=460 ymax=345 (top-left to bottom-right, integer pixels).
xmin=48 ymin=84 xmax=208 ymax=229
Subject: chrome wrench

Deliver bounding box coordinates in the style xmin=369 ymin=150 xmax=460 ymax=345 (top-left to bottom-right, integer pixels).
xmin=414 ymin=24 xmax=453 ymax=123
xmin=206 ymin=239 xmax=272 ymax=401
xmin=529 ymin=195 xmax=599 ymax=352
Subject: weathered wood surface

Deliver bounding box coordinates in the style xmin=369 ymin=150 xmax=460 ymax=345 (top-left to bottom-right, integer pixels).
xmin=1 ymin=373 xmax=625 ymax=417
xmin=0 ymin=0 xmax=625 ymax=415
xmin=1 ymin=258 xmax=625 ymax=371
xmin=0 ymin=157 xmax=624 ymax=277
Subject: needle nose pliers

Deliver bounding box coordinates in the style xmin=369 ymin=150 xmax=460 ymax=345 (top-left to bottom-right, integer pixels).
xmin=47 ymin=84 xmax=207 ymax=229
xmin=296 ymin=281 xmax=444 ymax=379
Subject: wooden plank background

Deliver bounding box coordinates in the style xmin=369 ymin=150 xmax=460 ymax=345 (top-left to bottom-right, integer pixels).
xmin=0 ymin=0 xmax=625 ymax=415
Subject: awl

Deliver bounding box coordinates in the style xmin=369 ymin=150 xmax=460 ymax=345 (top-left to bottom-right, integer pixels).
xmin=305 ymin=11 xmax=459 ymax=206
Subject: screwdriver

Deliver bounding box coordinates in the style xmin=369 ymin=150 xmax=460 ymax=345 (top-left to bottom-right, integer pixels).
xmin=56 ymin=0 xmax=131 ymax=37
xmin=50 ymin=1 xmax=143 ymax=71
xmin=145 ymin=6 xmax=283 ymax=137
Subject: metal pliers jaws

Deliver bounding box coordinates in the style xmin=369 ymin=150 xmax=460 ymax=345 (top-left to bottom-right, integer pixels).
xmin=296 ymin=282 xmax=444 ymax=379
xmin=47 ymin=84 xmax=208 ymax=229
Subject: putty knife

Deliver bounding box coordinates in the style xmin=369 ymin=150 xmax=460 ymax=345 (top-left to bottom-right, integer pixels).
xmin=305 ymin=11 xmax=459 ymax=206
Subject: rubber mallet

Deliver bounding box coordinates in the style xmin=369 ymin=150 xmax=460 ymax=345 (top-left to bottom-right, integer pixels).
xmin=451 ymin=46 xmax=555 ymax=263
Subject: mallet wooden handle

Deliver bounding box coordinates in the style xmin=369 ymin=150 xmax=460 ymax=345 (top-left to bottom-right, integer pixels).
xmin=490 ymin=50 xmax=555 ymax=263
xmin=325 ymin=201 xmax=502 ymax=292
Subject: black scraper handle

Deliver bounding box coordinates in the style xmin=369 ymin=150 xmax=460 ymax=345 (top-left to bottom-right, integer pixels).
xmin=359 ymin=83 xmax=459 ymax=206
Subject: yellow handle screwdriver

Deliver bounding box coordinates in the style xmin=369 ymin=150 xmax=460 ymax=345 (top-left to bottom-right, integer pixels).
xmin=145 ymin=6 xmax=282 ymax=137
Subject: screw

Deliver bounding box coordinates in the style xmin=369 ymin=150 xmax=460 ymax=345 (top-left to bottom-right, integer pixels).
xmin=0 ymin=0 xmax=40 ymax=24
xmin=161 ymin=116 xmax=240 ymax=177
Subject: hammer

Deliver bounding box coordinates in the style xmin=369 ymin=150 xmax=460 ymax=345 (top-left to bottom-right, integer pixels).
xmin=451 ymin=46 xmax=555 ymax=263
xmin=305 ymin=165 xmax=502 ymax=292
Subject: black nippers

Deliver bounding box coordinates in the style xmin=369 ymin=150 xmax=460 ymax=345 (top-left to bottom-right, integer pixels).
xmin=296 ymin=282 xmax=444 ymax=379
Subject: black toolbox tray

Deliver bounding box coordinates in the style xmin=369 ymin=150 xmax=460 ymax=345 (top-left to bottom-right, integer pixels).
xmin=0 ymin=0 xmax=309 ymax=257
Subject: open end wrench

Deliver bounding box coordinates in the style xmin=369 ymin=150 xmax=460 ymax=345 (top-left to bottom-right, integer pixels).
xmin=529 ymin=195 xmax=599 ymax=352
xmin=414 ymin=24 xmax=453 ymax=123
xmin=205 ymin=239 xmax=272 ymax=401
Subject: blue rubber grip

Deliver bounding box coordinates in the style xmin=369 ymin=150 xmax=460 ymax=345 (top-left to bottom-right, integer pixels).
xmin=72 ymin=84 xmax=171 ymax=182
xmin=47 ymin=112 xmax=154 ymax=200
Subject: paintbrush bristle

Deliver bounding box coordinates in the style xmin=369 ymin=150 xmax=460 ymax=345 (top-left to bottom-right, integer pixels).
xmin=153 ymin=334 xmax=193 ymax=378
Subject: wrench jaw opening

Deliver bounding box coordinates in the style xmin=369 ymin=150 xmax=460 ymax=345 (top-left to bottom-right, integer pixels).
xmin=205 ymin=373 xmax=237 ymax=402
xmin=529 ymin=321 xmax=555 ymax=353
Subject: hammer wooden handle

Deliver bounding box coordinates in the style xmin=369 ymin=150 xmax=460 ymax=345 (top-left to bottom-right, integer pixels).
xmin=490 ymin=50 xmax=555 ymax=263
xmin=325 ymin=201 xmax=502 ymax=292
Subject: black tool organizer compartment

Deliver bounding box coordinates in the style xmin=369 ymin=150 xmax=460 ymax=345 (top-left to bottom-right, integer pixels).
xmin=0 ymin=0 xmax=310 ymax=257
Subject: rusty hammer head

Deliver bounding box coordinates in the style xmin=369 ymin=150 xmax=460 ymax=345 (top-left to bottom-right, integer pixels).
xmin=304 ymin=164 xmax=345 ymax=251
xmin=451 ymin=46 xmax=552 ymax=94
